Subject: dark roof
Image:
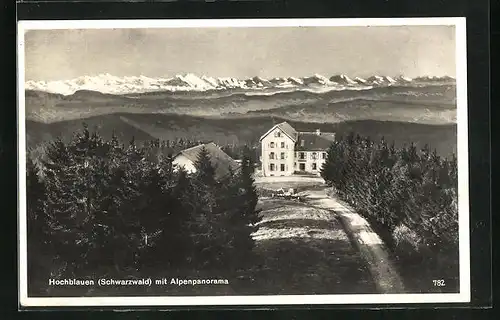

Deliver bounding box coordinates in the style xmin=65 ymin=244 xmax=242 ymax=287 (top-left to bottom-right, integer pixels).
xmin=259 ymin=121 xmax=298 ymax=142
xmin=276 ymin=122 xmax=298 ymax=140
xmin=177 ymin=142 xmax=240 ymax=179
xmin=295 ymin=132 xmax=336 ymax=151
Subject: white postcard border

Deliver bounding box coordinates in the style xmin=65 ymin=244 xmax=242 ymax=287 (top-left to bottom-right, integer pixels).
xmin=17 ymin=17 xmax=470 ymax=307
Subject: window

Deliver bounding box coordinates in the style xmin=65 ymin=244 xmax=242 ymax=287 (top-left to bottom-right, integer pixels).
xmin=269 ymin=152 xmax=275 ymax=159
xmin=280 ymin=164 xmax=285 ymax=171
xmin=300 ymin=140 xmax=305 ymax=147
xmin=322 ymin=152 xmax=327 ymax=159
xmin=299 ymin=152 xmax=305 ymax=160
xmin=312 ymin=163 xmax=317 ymax=170
xmin=270 ymin=142 xmax=275 ymax=148
xmin=280 ymin=152 xmax=285 ymax=160
xmin=281 ymin=142 xmax=285 ymax=148
xmin=274 ymin=131 xmax=281 ymax=137
xmin=312 ymin=152 xmax=317 ymax=160
xmin=299 ymin=163 xmax=306 ymax=171
xmin=270 ymin=163 xmax=275 ymax=171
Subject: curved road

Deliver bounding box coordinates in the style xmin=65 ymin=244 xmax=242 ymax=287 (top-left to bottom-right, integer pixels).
xmin=304 ymin=188 xmax=405 ymax=293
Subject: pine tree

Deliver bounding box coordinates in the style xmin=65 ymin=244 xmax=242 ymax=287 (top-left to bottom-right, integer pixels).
xmin=135 ymin=160 xmax=170 ymax=268
xmin=240 ymin=154 xmax=262 ymax=224
xmin=170 ymin=166 xmax=198 ymax=267
xmin=26 ymin=154 xmax=49 ymax=289
xmin=99 ymin=134 xmax=148 ymax=274
xmin=26 ymin=155 xmax=46 ymax=240
xmin=193 ymin=146 xmax=216 ymax=187
xmin=211 ymin=167 xmax=240 ymax=269
xmin=448 ymin=153 xmax=458 ymax=187
xmin=41 ymin=128 xmax=136 ymax=277
xmin=69 ymin=128 xmax=118 ymax=274
xmin=320 ymin=143 xmax=336 ymax=185
xmin=145 ymin=155 xmax=192 ymax=269
xmin=41 ymin=136 xmax=88 ymax=277
xmin=190 ymin=146 xmax=221 ymax=269
xmin=209 ymin=153 xmax=262 ymax=271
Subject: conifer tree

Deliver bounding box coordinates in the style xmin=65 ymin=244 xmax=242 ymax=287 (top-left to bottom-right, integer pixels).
xmin=149 ymin=155 xmax=193 ymax=269
xmin=233 ymin=154 xmax=262 ymax=260
xmin=26 ymin=154 xmax=48 ymax=287
xmin=320 ymin=143 xmax=336 ymax=185
xmin=193 ymin=146 xmax=216 ymax=187
xmin=136 ymin=160 xmax=171 ymax=268
xmin=26 ymin=155 xmax=46 ymax=240
xmin=448 ymin=153 xmax=458 ymax=187
xmin=68 ymin=127 xmax=119 ymax=274
xmin=41 ymin=136 xmax=88 ymax=277
xmin=211 ymin=167 xmax=240 ymax=268
xmin=170 ymin=166 xmax=198 ymax=266
xmin=190 ymin=146 xmax=221 ymax=269
xmin=206 ymin=153 xmax=262 ymax=271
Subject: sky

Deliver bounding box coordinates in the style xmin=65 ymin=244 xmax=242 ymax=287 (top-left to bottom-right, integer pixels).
xmin=23 ymin=25 xmax=456 ymax=81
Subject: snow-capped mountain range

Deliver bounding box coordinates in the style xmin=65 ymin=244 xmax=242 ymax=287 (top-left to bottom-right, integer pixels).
xmin=25 ymin=73 xmax=456 ymax=96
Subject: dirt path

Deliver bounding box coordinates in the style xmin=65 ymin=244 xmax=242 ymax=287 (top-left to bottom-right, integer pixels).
xmin=250 ymin=197 xmax=377 ymax=295
xmin=304 ymin=189 xmax=405 ymax=294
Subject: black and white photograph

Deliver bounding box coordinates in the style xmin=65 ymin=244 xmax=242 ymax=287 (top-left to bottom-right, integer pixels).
xmin=18 ymin=18 xmax=470 ymax=307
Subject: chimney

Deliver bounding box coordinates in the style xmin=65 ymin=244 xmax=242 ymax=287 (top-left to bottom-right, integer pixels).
xmin=316 ymin=129 xmax=321 ymax=135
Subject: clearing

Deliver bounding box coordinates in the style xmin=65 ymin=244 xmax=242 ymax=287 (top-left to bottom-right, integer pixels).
xmin=246 ymin=176 xmax=378 ymax=295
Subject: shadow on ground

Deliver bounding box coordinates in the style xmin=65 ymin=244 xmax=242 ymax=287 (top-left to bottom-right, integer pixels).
xmin=240 ymin=237 xmax=377 ymax=295
xmin=28 ymin=193 xmax=378 ymax=297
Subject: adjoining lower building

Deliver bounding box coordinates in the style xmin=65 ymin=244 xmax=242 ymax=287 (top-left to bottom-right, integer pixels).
xmin=172 ymin=142 xmax=240 ymax=180
xmin=259 ymin=122 xmax=335 ymax=177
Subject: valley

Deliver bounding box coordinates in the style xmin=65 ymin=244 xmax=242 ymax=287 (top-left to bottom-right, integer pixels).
xmin=24 ymin=80 xmax=458 ymax=159
xmin=26 ymin=113 xmax=457 ymax=158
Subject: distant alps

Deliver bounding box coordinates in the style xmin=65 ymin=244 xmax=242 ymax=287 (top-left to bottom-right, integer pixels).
xmin=25 ymin=73 xmax=456 ymax=96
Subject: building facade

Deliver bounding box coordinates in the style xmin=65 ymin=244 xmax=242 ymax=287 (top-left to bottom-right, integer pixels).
xmin=259 ymin=122 xmax=335 ymax=177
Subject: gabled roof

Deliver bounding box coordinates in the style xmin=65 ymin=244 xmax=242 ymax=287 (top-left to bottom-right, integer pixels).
xmin=175 ymin=142 xmax=240 ymax=179
xmin=259 ymin=121 xmax=298 ymax=142
xmin=295 ymin=132 xmax=336 ymax=151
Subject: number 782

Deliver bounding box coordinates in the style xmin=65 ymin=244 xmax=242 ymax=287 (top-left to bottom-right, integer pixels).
xmin=433 ymin=280 xmax=445 ymax=287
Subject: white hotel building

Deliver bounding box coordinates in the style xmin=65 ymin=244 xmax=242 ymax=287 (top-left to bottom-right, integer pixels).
xmin=259 ymin=122 xmax=336 ymax=177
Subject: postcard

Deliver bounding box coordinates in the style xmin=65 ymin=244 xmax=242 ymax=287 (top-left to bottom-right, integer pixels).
xmin=17 ymin=17 xmax=469 ymax=307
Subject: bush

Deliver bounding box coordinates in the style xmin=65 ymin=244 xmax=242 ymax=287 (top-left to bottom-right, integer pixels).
xmin=321 ymin=133 xmax=459 ymax=287
xmin=392 ymin=224 xmax=425 ymax=254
